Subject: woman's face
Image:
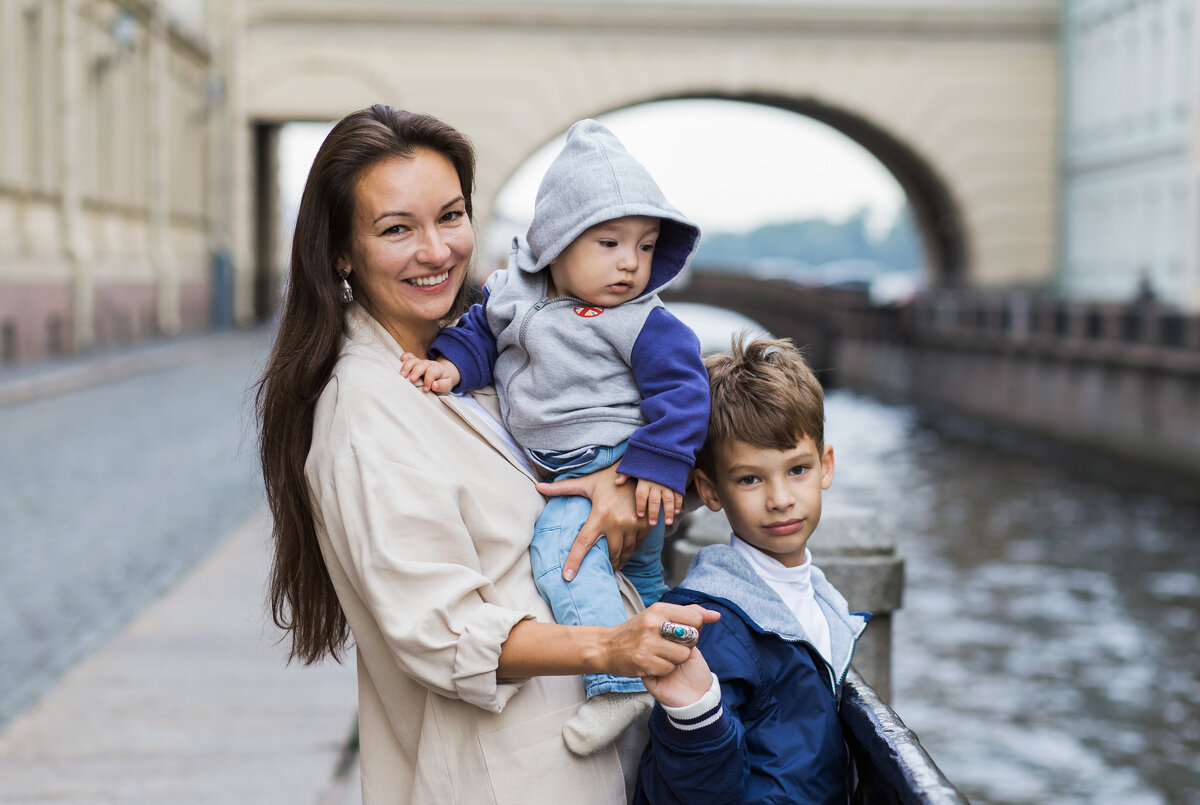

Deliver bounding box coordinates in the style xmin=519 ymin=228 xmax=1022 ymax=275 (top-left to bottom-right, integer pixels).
xmin=341 ymin=149 xmax=474 ymax=353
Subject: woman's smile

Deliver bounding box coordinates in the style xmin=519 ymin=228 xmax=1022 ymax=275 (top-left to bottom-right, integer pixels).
xmin=407 ymin=269 xmax=452 ymax=288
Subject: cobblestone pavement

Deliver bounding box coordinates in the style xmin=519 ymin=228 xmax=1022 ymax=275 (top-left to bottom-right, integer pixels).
xmin=0 ymin=328 xmax=273 ymax=726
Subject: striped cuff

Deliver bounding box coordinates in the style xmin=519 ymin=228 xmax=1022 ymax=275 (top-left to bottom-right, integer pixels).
xmin=661 ymin=673 xmax=724 ymax=737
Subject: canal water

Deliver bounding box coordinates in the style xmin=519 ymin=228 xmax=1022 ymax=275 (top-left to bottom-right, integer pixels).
xmin=822 ymin=389 xmax=1200 ymax=805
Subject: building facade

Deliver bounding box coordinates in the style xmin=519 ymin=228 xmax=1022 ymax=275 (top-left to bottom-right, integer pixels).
xmin=1060 ymin=0 xmax=1200 ymax=309
xmin=0 ymin=0 xmax=220 ymax=365
xmin=5 ymin=0 xmax=1199 ymax=368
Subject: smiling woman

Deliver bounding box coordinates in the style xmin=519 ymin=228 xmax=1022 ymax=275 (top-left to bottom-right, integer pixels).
xmin=255 ymin=105 xmax=716 ymax=805
xmin=338 ymin=151 xmax=475 ymax=355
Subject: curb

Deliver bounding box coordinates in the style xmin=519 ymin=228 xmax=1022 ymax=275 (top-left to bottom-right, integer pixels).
xmin=0 ymin=326 xmax=273 ymax=408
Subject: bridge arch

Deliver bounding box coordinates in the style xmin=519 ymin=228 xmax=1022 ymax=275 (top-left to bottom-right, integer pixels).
xmin=238 ymin=1 xmax=1057 ymax=318
xmin=487 ymin=92 xmax=964 ymax=287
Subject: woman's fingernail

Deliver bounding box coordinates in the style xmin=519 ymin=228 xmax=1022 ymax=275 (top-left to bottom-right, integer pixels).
xmin=563 ymin=568 xmax=574 ymax=581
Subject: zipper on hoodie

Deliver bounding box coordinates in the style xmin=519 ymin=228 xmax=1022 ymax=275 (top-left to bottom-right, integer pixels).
xmin=509 ymin=295 xmax=574 ymax=400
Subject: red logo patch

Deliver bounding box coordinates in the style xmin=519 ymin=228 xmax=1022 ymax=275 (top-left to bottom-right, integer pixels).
xmin=573 ymin=306 xmax=604 ymax=318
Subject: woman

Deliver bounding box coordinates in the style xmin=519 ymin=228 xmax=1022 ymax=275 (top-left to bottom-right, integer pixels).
xmin=255 ymin=105 xmax=714 ymax=804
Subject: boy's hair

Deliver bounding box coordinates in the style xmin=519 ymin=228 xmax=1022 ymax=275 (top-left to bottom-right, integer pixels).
xmin=696 ymin=333 xmax=825 ymax=478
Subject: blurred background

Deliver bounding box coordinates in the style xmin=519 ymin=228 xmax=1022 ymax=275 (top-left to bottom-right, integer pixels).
xmin=1 ymin=1 xmax=1199 ymax=803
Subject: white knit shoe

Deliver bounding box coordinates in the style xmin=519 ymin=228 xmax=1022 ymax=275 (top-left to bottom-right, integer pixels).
xmin=563 ymin=691 xmax=655 ymax=756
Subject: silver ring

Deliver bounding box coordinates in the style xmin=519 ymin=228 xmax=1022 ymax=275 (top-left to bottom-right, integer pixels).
xmin=659 ymin=621 xmax=699 ymax=647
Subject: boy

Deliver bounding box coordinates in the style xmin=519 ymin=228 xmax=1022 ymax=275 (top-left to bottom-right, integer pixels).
xmin=634 ymin=335 xmax=870 ymax=804
xmin=403 ymin=119 xmax=710 ymax=754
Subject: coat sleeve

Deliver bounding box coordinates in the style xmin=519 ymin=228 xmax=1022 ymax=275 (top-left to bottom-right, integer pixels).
xmin=429 ymin=293 xmax=497 ymax=392
xmin=635 ymin=613 xmax=758 ymax=804
xmin=618 ymin=307 xmax=710 ymax=495
xmin=309 ymin=375 xmax=533 ymax=713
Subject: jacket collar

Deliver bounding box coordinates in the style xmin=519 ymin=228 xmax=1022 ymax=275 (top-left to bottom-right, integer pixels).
xmin=679 ymin=543 xmax=869 ymax=684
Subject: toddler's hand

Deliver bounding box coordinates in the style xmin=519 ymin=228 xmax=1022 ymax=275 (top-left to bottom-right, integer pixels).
xmin=627 ymin=477 xmax=682 ymax=527
xmin=399 ymin=353 xmax=461 ymax=395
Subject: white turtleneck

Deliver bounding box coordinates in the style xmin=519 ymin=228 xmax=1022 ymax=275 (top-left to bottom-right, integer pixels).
xmin=730 ymin=535 xmax=832 ymax=665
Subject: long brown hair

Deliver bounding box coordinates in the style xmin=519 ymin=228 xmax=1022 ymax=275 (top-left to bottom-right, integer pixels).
xmin=255 ymin=105 xmax=477 ymax=664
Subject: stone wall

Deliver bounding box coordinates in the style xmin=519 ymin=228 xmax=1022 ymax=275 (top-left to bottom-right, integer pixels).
xmin=0 ymin=0 xmax=215 ymax=365
xmin=833 ymin=289 xmax=1200 ymax=476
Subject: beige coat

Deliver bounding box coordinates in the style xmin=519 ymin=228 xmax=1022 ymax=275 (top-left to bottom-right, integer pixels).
xmin=305 ymin=305 xmax=641 ymax=804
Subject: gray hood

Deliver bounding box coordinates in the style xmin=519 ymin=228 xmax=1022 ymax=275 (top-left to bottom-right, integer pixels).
xmin=518 ymin=119 xmax=700 ymax=297
xmin=681 ymin=543 xmax=869 ymax=688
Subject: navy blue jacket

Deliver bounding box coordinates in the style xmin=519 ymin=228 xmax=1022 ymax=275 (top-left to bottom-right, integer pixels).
xmin=635 ymin=544 xmax=870 ymax=804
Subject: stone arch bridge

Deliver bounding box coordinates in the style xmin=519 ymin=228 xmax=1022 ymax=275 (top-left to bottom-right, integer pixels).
xmin=230 ymin=0 xmax=1059 ymax=322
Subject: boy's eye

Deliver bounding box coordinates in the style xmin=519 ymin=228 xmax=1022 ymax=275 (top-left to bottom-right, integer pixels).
xmin=737 ymin=475 xmax=759 ymax=486
xmin=599 ymin=239 xmax=617 ymax=248
xmin=640 ymin=243 xmax=655 ymax=253
xmin=788 ymin=465 xmax=810 ymax=477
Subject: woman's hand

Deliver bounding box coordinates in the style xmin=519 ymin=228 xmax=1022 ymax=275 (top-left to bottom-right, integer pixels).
xmin=643 ymin=646 xmax=714 ymax=708
xmin=597 ymin=603 xmax=719 ymax=679
xmin=536 ymin=462 xmax=649 ymax=579
xmin=496 ymin=602 xmax=719 ymax=680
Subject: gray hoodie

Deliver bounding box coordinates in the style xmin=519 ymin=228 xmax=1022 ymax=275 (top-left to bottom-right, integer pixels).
xmin=432 ymin=120 xmax=710 ymax=493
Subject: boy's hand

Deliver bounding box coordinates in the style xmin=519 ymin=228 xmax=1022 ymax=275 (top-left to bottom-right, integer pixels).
xmin=643 ymin=647 xmax=715 ymax=709
xmin=399 ymin=353 xmax=461 ymax=395
xmin=619 ymin=475 xmax=682 ymax=527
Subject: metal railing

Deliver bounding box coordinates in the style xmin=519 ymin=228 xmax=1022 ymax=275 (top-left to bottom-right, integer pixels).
xmin=841 ymin=668 xmax=970 ymax=804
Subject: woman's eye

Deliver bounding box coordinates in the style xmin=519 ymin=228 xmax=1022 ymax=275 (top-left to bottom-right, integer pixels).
xmin=442 ymin=210 xmax=465 ymax=223
xmin=381 ymin=224 xmax=407 ymax=236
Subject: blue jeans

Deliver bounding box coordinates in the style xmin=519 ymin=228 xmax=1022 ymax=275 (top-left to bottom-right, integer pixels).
xmin=529 ymin=441 xmax=669 ymax=698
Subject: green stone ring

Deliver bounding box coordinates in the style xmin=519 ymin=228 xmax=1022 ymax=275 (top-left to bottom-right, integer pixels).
xmin=659 ymin=620 xmax=699 ymax=647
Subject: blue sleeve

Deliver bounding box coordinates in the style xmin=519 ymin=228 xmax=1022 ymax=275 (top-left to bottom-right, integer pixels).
xmin=429 ymin=294 xmax=497 ymax=393
xmin=618 ymin=306 xmax=710 ymax=495
xmin=635 ymin=612 xmax=757 ymax=804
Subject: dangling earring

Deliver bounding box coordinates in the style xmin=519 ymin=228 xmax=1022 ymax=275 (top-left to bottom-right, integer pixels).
xmin=338 ymin=267 xmax=354 ymax=304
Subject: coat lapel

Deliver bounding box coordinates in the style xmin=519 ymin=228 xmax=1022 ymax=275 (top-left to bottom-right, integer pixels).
xmin=439 ymin=390 xmax=539 ymax=483
xmin=346 ymin=304 xmax=537 ymax=482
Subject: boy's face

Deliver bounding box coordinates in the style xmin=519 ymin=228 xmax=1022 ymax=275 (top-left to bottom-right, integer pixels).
xmin=548 ymin=216 xmax=659 ymax=307
xmin=694 ymin=436 xmax=835 ymax=568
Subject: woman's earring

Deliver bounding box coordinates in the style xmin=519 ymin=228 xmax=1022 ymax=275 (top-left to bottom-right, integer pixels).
xmin=338 ymin=268 xmax=354 ymax=304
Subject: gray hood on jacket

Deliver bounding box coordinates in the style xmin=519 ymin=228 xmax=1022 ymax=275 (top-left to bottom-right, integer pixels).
xmin=681 ymin=543 xmax=869 ymax=686
xmin=518 ymin=119 xmax=700 ymax=298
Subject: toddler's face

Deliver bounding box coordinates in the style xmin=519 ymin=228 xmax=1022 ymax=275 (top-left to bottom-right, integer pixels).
xmin=695 ymin=436 xmax=834 ymax=567
xmin=547 ymin=216 xmax=658 ymax=306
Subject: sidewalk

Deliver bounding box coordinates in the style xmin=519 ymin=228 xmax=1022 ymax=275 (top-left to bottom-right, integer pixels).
xmin=0 ymin=510 xmax=361 ymax=804
xmin=0 ymin=331 xmax=363 ymax=803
